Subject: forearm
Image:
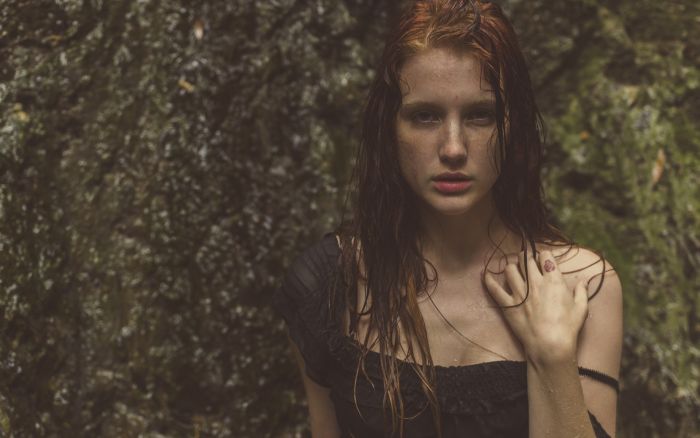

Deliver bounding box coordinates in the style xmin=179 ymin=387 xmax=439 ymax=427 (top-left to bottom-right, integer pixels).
xmin=527 ymin=351 xmax=596 ymax=438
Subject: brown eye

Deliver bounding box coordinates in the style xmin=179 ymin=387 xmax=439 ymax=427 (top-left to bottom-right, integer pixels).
xmin=467 ymin=110 xmax=495 ymax=125
xmin=412 ymin=111 xmax=440 ymax=124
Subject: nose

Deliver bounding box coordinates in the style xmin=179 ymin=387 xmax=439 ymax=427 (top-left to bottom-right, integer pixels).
xmin=438 ymin=116 xmax=467 ymax=166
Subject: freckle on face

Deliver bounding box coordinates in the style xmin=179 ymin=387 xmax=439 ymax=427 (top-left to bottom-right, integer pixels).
xmin=395 ymin=47 xmax=500 ymax=217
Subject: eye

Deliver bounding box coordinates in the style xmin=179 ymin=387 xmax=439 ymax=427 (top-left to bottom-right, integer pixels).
xmin=467 ymin=109 xmax=495 ymax=126
xmin=411 ymin=110 xmax=440 ymax=124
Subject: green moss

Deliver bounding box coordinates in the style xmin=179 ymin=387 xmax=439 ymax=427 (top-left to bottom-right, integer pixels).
xmin=0 ymin=0 xmax=698 ymax=436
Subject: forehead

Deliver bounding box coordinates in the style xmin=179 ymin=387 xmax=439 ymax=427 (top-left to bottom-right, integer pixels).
xmin=398 ymin=47 xmax=494 ymax=103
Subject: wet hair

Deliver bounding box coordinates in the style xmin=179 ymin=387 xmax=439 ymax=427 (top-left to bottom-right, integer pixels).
xmin=332 ymin=1 xmax=612 ymax=436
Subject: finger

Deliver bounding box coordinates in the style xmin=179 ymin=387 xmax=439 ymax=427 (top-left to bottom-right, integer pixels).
xmin=483 ymin=271 xmax=514 ymax=307
xmin=540 ymin=250 xmax=564 ymax=282
xmin=528 ymin=251 xmax=543 ymax=280
xmin=518 ymin=249 xmax=542 ymax=285
xmin=504 ymin=263 xmax=526 ymax=299
xmin=573 ymin=280 xmax=589 ymax=327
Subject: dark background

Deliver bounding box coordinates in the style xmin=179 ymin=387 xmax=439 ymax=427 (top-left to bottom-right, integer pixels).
xmin=0 ymin=0 xmax=698 ymax=436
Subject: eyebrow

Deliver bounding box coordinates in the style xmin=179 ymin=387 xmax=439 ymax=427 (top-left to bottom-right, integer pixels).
xmin=400 ymin=99 xmax=496 ymax=111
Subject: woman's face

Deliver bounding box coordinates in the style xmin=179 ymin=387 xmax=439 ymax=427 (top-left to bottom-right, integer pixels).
xmin=395 ymin=47 xmax=500 ymax=217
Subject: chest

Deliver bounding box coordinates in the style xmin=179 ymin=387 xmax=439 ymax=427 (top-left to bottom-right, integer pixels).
xmin=417 ymin=274 xmax=526 ymax=365
xmin=344 ymin=270 xmax=527 ymax=366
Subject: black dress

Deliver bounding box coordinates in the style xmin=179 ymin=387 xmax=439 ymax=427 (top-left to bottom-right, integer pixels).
xmin=272 ymin=232 xmax=619 ymax=438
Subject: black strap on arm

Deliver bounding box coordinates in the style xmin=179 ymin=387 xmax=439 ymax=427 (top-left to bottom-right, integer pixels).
xmin=578 ymin=366 xmax=620 ymax=393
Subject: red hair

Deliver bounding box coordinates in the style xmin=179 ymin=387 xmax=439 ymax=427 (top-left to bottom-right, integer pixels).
xmin=333 ymin=1 xmax=604 ymax=436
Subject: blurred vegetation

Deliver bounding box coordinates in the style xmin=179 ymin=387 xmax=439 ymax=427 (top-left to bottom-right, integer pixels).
xmin=0 ymin=0 xmax=698 ymax=437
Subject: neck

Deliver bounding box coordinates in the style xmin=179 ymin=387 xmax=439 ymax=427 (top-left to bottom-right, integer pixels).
xmin=417 ymin=194 xmax=521 ymax=274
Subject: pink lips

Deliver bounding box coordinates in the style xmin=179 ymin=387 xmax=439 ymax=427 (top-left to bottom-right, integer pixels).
xmin=432 ymin=172 xmax=473 ymax=194
xmin=433 ymin=180 xmax=473 ymax=193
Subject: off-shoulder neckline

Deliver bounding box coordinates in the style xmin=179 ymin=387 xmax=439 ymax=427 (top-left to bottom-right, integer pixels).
xmin=320 ymin=231 xmax=619 ymax=391
xmin=322 ymin=232 xmax=523 ymax=371
xmin=343 ymin=332 xmax=527 ymax=371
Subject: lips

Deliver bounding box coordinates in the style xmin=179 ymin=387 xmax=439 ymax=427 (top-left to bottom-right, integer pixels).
xmin=433 ymin=179 xmax=472 ymax=192
xmin=432 ymin=172 xmax=473 ymax=181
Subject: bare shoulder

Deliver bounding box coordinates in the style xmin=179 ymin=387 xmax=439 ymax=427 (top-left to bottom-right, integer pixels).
xmin=540 ymin=242 xmax=622 ymax=296
xmin=545 ymin=243 xmax=624 ymax=375
xmin=497 ymin=240 xmax=621 ymax=290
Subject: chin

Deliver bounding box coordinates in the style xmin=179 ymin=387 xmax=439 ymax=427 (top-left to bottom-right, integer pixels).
xmin=421 ymin=188 xmax=492 ymax=216
xmin=425 ymin=199 xmax=477 ymax=216
xmin=437 ymin=206 xmax=474 ymax=216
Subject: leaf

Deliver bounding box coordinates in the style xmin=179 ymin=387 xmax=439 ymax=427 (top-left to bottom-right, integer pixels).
xmin=651 ymin=148 xmax=666 ymax=187
xmin=193 ymin=19 xmax=204 ymax=40
xmin=178 ymin=78 xmax=195 ymax=92
xmin=43 ymin=34 xmax=63 ymax=46
xmin=12 ymin=103 xmax=29 ymax=122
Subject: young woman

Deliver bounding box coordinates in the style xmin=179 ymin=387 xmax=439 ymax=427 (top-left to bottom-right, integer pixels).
xmin=272 ymin=1 xmax=623 ymax=437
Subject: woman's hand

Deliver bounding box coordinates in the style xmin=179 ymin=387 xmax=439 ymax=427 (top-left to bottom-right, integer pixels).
xmin=483 ymin=250 xmax=589 ymax=366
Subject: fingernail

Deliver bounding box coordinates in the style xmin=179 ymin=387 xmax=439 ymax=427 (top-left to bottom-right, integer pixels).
xmin=544 ymin=260 xmax=556 ymax=272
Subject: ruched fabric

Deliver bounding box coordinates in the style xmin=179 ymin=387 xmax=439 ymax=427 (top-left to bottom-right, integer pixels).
xmin=272 ymin=232 xmax=616 ymax=438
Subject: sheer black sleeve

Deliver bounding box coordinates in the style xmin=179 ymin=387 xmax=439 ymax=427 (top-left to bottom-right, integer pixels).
xmin=271 ymin=234 xmax=338 ymax=387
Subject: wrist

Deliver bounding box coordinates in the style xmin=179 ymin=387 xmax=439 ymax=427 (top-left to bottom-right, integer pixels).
xmin=526 ymin=341 xmax=578 ymax=369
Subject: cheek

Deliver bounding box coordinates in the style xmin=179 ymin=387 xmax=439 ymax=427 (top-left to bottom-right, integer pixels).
xmin=397 ymin=144 xmax=412 ymax=179
xmin=396 ymin=126 xmax=433 ymax=175
xmin=475 ymin=132 xmax=500 ymax=176
xmin=488 ymin=141 xmax=503 ymax=178
xmin=397 ymin=140 xmax=425 ymax=180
